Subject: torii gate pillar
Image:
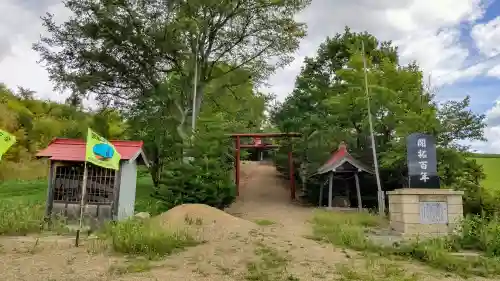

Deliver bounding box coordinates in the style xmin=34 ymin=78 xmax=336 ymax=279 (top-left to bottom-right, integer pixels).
xmin=230 ymin=133 xmax=301 ymax=200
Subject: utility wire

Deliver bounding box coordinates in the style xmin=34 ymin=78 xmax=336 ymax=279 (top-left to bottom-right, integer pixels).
xmin=430 ymin=52 xmax=500 ymax=85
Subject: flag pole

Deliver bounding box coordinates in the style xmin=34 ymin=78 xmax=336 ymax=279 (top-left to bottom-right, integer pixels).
xmin=76 ymin=161 xmax=88 ymax=247
xmin=361 ymin=41 xmax=385 ymax=216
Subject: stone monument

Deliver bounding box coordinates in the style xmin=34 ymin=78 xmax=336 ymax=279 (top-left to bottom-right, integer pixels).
xmin=387 ymin=133 xmax=464 ymax=236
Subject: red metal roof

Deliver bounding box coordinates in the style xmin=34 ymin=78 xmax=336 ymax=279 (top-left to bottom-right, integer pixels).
xmin=323 ymin=142 xmax=348 ymax=167
xmin=36 ymin=138 xmax=145 ymax=162
xmin=317 ymin=142 xmax=373 ymax=174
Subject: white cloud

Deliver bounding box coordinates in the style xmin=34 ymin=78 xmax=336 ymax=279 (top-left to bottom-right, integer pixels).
xmin=473 ymin=129 xmax=500 ymax=154
xmin=0 ymin=1 xmax=36 ymax=59
xmin=395 ymin=29 xmax=471 ymax=85
xmin=263 ymin=0 xmax=487 ymax=101
xmin=1 ymin=0 xmax=500 ymax=151
xmin=0 ymin=0 xmax=69 ymax=101
xmin=487 ymin=100 xmax=500 ymax=123
xmin=470 ymin=15 xmax=500 ymax=81
xmin=469 ymin=14 xmax=500 ymax=153
xmin=468 ymin=98 xmax=500 ymax=153
xmin=487 ymin=63 xmax=500 ymax=77
xmin=471 ymin=16 xmax=500 ymax=57
xmin=0 ymin=0 xmax=489 ymax=101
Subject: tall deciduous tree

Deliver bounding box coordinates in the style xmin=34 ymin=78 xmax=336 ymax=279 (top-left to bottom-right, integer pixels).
xmin=126 ymin=64 xmax=270 ymax=186
xmin=34 ymin=0 xmax=309 ymax=135
xmin=271 ymin=28 xmax=487 ymax=210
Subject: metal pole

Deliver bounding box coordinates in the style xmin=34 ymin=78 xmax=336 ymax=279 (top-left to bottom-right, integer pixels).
xmin=191 ymin=35 xmax=199 ymax=133
xmin=76 ymin=162 xmax=88 ymax=247
xmin=361 ymin=41 xmax=385 ymax=215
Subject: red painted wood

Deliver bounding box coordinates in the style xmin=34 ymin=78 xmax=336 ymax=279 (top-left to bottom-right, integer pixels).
xmin=230 ymin=132 xmax=301 ymax=201
xmin=239 ymin=144 xmax=279 ymax=148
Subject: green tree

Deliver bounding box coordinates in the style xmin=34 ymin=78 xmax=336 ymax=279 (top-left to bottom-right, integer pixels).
xmin=271 ymin=28 xmax=487 ymax=211
xmin=34 ymin=0 xmax=309 ymax=137
xmin=0 ymin=84 xmax=125 ymax=163
xmin=153 ymin=112 xmax=239 ymax=210
xmin=126 ymin=65 xmax=269 ymax=187
xmin=0 ymin=84 xmax=129 ymax=180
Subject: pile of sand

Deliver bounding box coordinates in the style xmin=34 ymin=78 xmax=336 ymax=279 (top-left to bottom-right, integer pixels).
xmin=154 ymin=204 xmax=256 ymax=242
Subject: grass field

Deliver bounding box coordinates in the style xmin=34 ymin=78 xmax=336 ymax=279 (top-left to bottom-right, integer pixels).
xmin=1 ymin=155 xmax=499 ymax=209
xmin=0 ymin=173 xmax=159 ymax=214
xmin=472 ymin=154 xmax=500 ymax=191
xmin=1 ymin=162 xmax=500 ymax=280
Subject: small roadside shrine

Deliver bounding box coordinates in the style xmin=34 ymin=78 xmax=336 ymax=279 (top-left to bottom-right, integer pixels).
xmin=36 ymin=137 xmax=148 ymax=222
xmin=0 ymin=129 xmax=16 ymax=160
xmin=315 ymin=142 xmax=374 ymax=210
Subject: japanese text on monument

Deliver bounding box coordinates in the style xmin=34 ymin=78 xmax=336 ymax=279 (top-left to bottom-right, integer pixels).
xmin=420 ymin=202 xmax=448 ymax=224
xmin=407 ymin=133 xmax=439 ymax=188
xmin=417 ymin=138 xmax=429 ymax=183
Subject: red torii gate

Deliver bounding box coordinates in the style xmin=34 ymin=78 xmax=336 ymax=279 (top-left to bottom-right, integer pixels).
xmin=230 ymin=132 xmax=301 ymax=200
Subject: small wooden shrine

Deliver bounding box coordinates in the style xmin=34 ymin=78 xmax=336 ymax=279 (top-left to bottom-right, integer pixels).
xmin=316 ymin=142 xmax=374 ymax=210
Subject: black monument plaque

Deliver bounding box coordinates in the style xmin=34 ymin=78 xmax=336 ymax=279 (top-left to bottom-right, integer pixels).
xmin=407 ymin=133 xmax=440 ymax=188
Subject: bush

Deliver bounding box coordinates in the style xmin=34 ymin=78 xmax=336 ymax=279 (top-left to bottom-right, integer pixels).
xmin=311 ymin=210 xmax=383 ymax=251
xmin=0 ymin=201 xmax=45 ymax=235
xmin=153 ymin=158 xmax=236 ymax=210
xmin=310 ymin=210 xmax=500 ymax=277
xmin=99 ymin=218 xmax=198 ymax=259
xmin=151 ymin=114 xmax=238 ymax=210
xmin=453 ymin=214 xmax=500 ymax=257
xmin=387 ymin=238 xmax=500 ymax=277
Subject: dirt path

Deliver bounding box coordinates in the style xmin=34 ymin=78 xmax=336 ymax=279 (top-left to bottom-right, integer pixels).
xmin=226 ymin=162 xmax=315 ymax=237
xmin=225 ymin=162 xmax=480 ymax=281
xmin=0 ymin=162 xmax=492 ymax=280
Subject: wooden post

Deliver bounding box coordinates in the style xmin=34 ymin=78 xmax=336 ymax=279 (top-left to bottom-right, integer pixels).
xmin=354 ymin=172 xmax=362 ymax=211
xmin=346 ymin=182 xmax=350 ymax=207
xmin=319 ymin=185 xmax=323 ymax=207
xmin=328 ymin=172 xmax=333 ymax=208
xmin=76 ymin=162 xmax=88 ymax=247
xmin=235 ymin=136 xmax=240 ymax=196
xmin=44 ymin=161 xmax=55 ymax=220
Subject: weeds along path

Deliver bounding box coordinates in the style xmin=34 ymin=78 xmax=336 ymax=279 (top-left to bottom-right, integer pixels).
xmin=0 ymin=162 xmax=491 ymax=280
xmin=223 ymin=162 xmax=480 ymax=281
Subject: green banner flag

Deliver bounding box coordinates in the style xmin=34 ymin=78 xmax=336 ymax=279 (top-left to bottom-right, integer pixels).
xmin=85 ymin=128 xmax=121 ymax=170
xmin=0 ymin=129 xmax=16 ymax=160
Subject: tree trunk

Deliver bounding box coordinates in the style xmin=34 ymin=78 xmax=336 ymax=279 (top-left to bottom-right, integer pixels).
xmin=194 ymin=84 xmax=204 ymax=122
xmin=148 ymin=144 xmax=161 ymax=188
xmin=150 ymin=162 xmax=160 ymax=188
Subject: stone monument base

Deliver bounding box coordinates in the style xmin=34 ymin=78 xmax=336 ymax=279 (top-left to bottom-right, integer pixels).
xmin=387 ymin=188 xmax=464 ymax=237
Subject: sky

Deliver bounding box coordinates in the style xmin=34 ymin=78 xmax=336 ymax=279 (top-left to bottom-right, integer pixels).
xmin=1 ymin=0 xmax=500 ymax=152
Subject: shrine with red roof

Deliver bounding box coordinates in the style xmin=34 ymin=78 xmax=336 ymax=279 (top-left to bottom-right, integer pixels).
xmin=314 ymin=141 xmax=374 ymax=211
xmin=36 ymin=138 xmax=149 ymax=222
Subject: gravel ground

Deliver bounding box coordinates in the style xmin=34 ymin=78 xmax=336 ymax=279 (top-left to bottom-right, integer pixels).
xmin=0 ymin=162 xmax=493 ymax=281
